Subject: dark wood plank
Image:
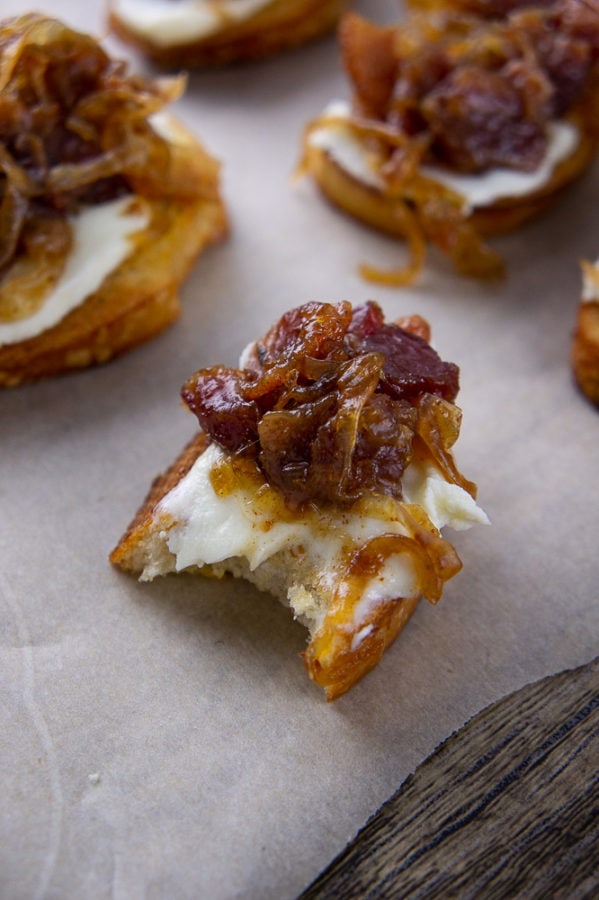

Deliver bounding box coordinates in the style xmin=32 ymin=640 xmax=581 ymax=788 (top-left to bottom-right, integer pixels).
xmin=300 ymin=657 xmax=599 ymax=898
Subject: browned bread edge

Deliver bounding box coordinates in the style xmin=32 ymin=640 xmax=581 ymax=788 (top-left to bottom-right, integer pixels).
xmin=110 ymin=430 xmax=209 ymax=572
xmin=572 ymin=296 xmax=599 ymax=407
xmin=109 ymin=0 xmax=347 ymax=67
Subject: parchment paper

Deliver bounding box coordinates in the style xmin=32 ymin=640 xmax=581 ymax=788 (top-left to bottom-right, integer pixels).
xmin=1 ymin=1 xmax=598 ymax=897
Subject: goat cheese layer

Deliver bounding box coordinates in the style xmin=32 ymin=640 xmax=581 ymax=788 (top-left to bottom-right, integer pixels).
xmin=308 ymin=101 xmax=579 ymax=214
xmin=0 ymin=196 xmax=150 ymax=347
xmin=144 ymin=441 xmax=488 ymax=629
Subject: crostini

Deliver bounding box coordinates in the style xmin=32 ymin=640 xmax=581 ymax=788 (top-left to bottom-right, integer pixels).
xmin=108 ymin=0 xmax=348 ymax=68
xmin=0 ymin=14 xmax=227 ymax=387
xmin=111 ymin=300 xmax=488 ymax=700
xmin=301 ymin=4 xmax=599 ymax=284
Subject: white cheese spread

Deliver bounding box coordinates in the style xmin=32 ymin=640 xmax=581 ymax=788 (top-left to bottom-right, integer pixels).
xmin=147 ymin=441 xmax=488 ymax=626
xmin=308 ymin=100 xmax=580 ymax=213
xmin=0 ymin=196 xmax=150 ymax=347
xmin=111 ymin=0 xmax=274 ymax=46
xmin=149 ymin=110 xmax=192 ymax=147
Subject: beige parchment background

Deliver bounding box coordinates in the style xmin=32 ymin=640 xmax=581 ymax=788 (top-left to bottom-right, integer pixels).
xmin=1 ymin=1 xmax=598 ymax=897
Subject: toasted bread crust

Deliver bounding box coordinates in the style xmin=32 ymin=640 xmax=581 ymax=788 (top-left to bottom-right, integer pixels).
xmin=572 ymin=296 xmax=599 ymax=407
xmin=0 ymin=131 xmax=228 ymax=387
xmin=110 ymin=431 xmax=209 ymax=573
xmin=303 ymin=594 xmax=420 ymax=701
xmin=109 ymin=0 xmax=347 ymax=67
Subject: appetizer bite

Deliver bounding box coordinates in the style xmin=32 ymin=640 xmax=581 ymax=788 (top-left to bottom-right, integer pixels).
xmin=108 ymin=0 xmax=349 ymax=68
xmin=111 ymin=300 xmax=488 ymax=700
xmin=572 ymin=259 xmax=599 ymax=406
xmin=301 ymin=3 xmax=599 ymax=284
xmin=0 ymin=14 xmax=227 ymax=387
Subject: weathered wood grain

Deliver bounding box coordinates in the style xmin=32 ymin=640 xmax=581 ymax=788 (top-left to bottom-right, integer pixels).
xmin=300 ymin=657 xmax=599 ymax=898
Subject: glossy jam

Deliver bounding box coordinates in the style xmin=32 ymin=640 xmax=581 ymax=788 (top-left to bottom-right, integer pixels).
xmin=182 ymin=301 xmax=467 ymax=508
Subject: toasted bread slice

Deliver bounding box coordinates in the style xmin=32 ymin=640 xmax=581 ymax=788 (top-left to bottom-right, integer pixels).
xmin=111 ymin=300 xmax=488 ymax=701
xmin=572 ymin=261 xmax=599 ymax=407
xmin=109 ymin=0 xmax=348 ymax=68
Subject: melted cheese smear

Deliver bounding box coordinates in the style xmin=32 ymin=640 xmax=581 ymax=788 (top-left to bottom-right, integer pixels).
xmin=309 ymin=101 xmax=580 ymax=213
xmin=0 ymin=196 xmax=150 ymax=347
xmin=111 ymin=0 xmax=274 ymax=46
xmin=145 ymin=442 xmax=488 ymax=627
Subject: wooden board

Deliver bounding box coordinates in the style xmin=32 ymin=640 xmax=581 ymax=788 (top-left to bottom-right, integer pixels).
xmin=300 ymin=657 xmax=599 ymax=897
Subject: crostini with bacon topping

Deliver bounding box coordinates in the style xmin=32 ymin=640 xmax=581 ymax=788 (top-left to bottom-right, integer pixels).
xmin=0 ymin=14 xmax=227 ymax=387
xmin=111 ymin=300 xmax=488 ymax=700
xmin=301 ymin=3 xmax=599 ymax=284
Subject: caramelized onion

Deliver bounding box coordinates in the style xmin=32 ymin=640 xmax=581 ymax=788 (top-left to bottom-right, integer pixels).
xmin=302 ymin=506 xmax=463 ymax=696
xmin=302 ymin=109 xmax=506 ymax=284
xmin=0 ymin=211 xmax=72 ymax=320
xmin=182 ymin=301 xmax=471 ymax=509
xmin=0 ymin=13 xmax=188 ymax=298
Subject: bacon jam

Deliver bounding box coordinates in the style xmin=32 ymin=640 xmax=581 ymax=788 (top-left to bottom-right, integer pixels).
xmin=0 ymin=14 xmax=189 ymax=316
xmin=342 ymin=0 xmax=599 ymax=175
xmin=182 ymin=300 xmax=475 ymax=509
